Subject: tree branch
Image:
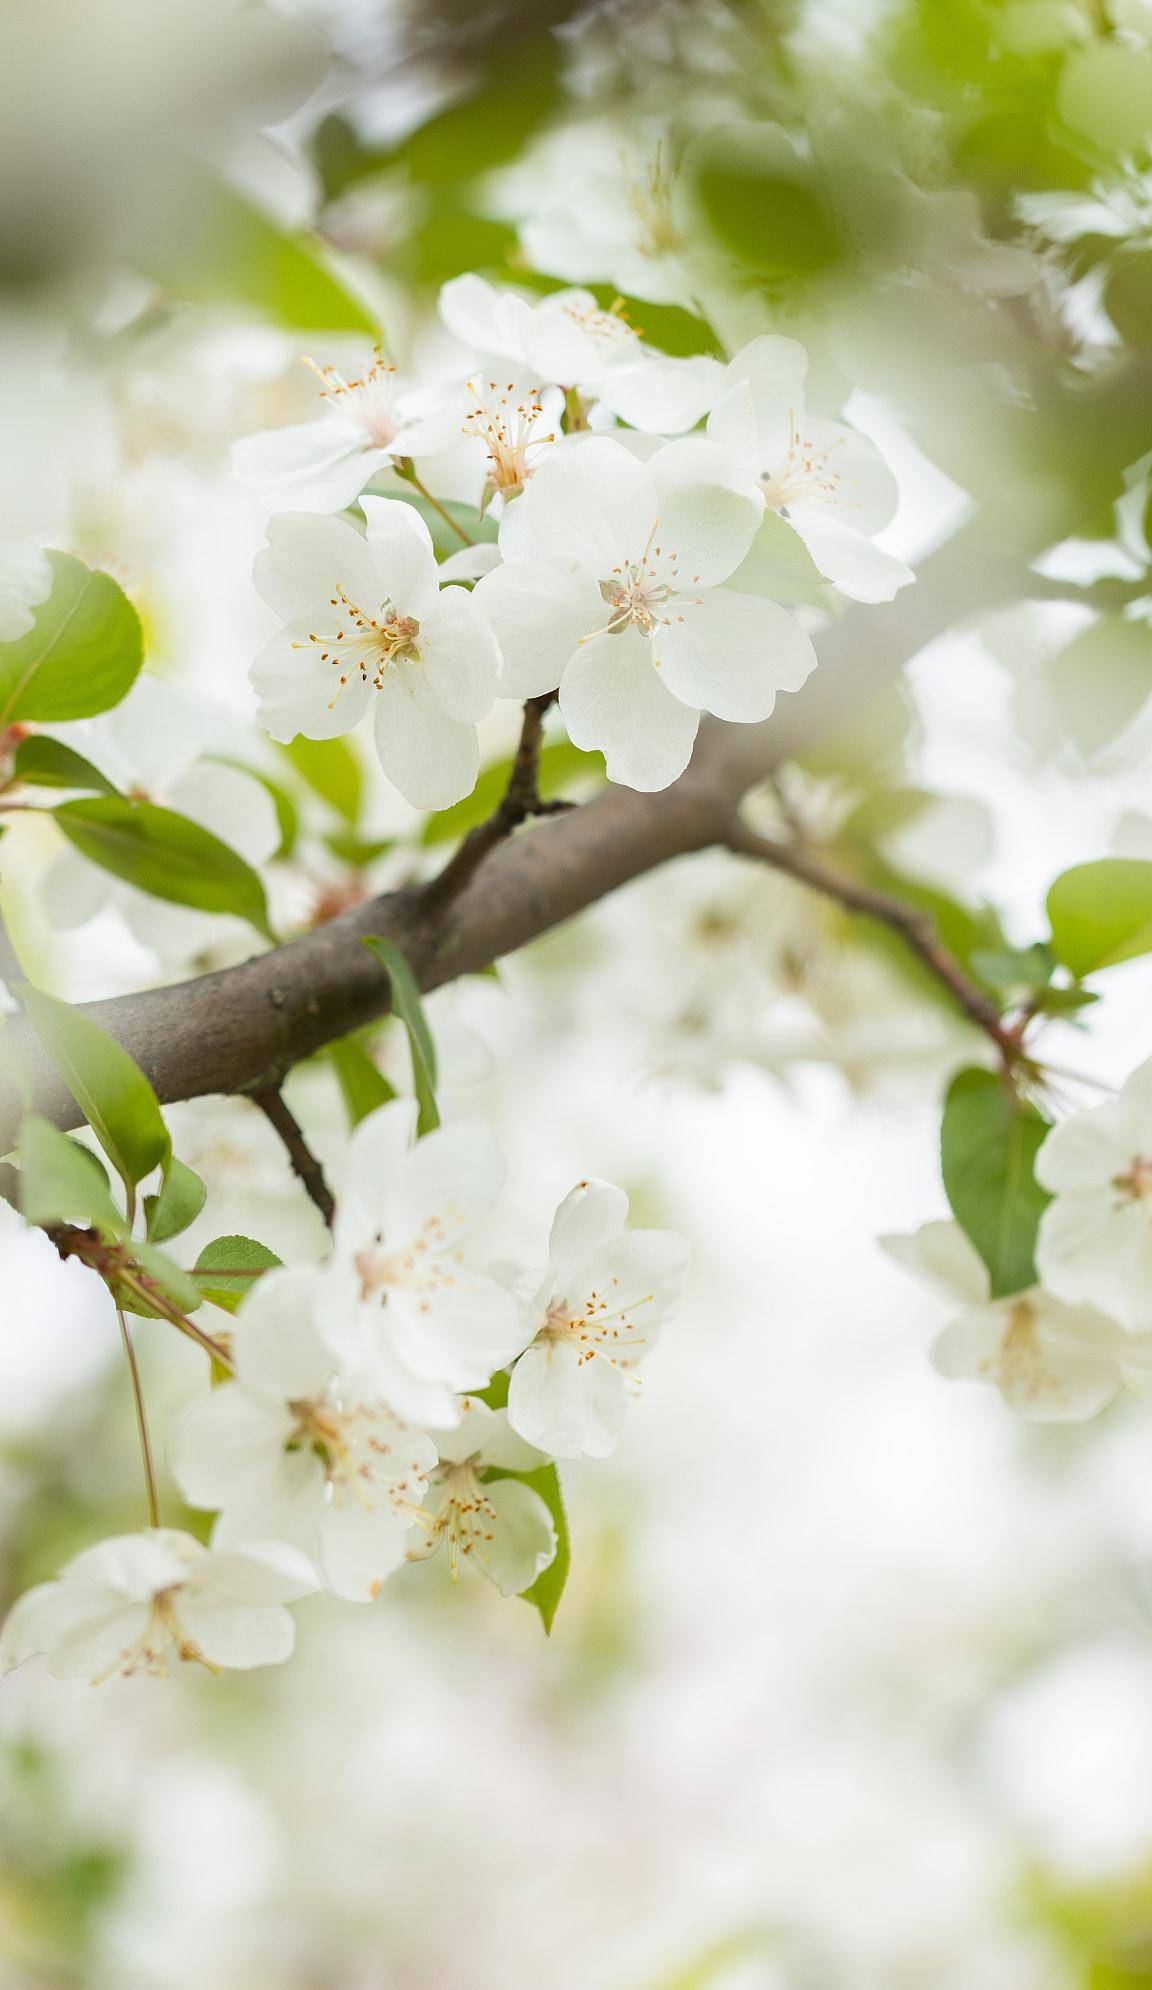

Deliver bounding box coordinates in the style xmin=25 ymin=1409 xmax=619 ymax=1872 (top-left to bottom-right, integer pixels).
xmin=252 ymin=1086 xmax=336 ymax=1227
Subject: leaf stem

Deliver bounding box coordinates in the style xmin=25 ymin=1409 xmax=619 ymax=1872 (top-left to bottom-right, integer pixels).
xmin=116 ymin=1303 xmax=161 ymax=1530
xmin=251 ymin=1085 xmax=335 ymax=1227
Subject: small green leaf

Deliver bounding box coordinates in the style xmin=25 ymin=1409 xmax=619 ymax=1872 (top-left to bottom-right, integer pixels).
xmin=941 ymin=1067 xmax=1052 ymax=1299
xmin=193 ymin=1235 xmax=284 ymax=1313
xmin=17 ymin=1116 xmax=123 ymax=1232
xmin=145 ymin=1156 xmax=207 ymax=1244
xmin=969 ymin=942 xmax=1056 ymax=997
xmin=362 ymin=936 xmax=439 ymax=1135
xmin=511 ymin=1464 xmax=570 ymax=1634
xmin=277 ymin=734 xmax=363 ymax=825
xmin=1048 ymin=859 xmax=1152 ymax=977
xmin=12 ymin=736 xmax=120 ymax=796
xmin=0 ymin=553 xmax=143 ymax=726
xmin=18 ymin=985 xmax=170 ymax=1194
xmin=53 ymin=797 xmax=274 ymax=940
xmin=327 ymin=1034 xmax=396 ymax=1128
xmin=422 ymin=739 xmax=603 ymax=846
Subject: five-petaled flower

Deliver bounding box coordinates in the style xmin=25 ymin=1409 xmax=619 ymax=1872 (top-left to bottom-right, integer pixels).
xmin=250 ymin=498 xmax=500 ymax=809
xmin=169 ymin=1265 xmax=437 ymax=1603
xmin=0 ymin=1530 xmax=316 ymax=1683
xmin=507 ymin=1178 xmax=690 ymax=1458
xmin=406 ymin=1396 xmax=557 ymax=1596
xmin=232 ymin=346 xmax=449 ymax=513
xmin=476 ymin=435 xmax=817 ymax=792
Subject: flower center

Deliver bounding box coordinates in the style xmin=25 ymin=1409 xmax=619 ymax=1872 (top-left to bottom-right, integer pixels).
xmin=291 ymin=587 xmax=420 ymax=711
xmin=537 ymin=1280 xmax=653 ymax=1373
xmin=92 ymin=1582 xmax=213 ymax=1684
xmin=304 ymin=346 xmax=401 ymax=449
xmin=761 ymin=415 xmax=847 ymax=515
xmin=463 ymin=378 xmax=555 ymax=501
xmin=983 ymin=1299 xmax=1050 ymax=1406
xmin=353 ymin=1212 xmax=462 ymax=1305
xmin=591 ymin=525 xmax=703 ymax=641
xmin=1115 ymin=1154 xmax=1152 ymax=1207
xmin=622 ymin=146 xmax=681 ymax=260
xmin=422 ymin=1457 xmax=498 ymax=1580
xmin=287 ymin=1393 xmax=425 ymax=1520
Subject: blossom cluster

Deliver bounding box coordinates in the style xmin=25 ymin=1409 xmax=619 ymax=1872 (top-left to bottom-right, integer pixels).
xmin=236 ymin=275 xmax=912 ymax=799
xmin=886 ymin=1058 xmax=1152 ymax=1422
xmin=1 ymin=1101 xmax=688 ymax=1683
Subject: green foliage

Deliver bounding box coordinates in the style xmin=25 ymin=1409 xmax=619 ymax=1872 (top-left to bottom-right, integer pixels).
xmin=124 ymin=1240 xmax=206 ymax=1320
xmin=192 ymin=1235 xmax=284 ymax=1314
xmin=362 ymin=936 xmax=440 ymax=1135
xmin=144 ymin=1156 xmax=207 ymax=1245
xmin=11 ymin=736 xmax=119 ymax=796
xmin=940 ymin=1068 xmax=1052 ymax=1298
xmin=1047 ymin=617 xmax=1152 ymax=757
xmin=277 ymin=734 xmax=363 ymax=826
xmin=150 ymin=174 xmax=375 ymax=333
xmin=1048 ymin=859 xmax=1152 ymax=977
xmin=52 ymin=796 xmax=274 ymax=940
xmin=17 ymin=1117 xmax=122 ymax=1233
xmin=18 ymin=985 xmax=169 ymax=1195
xmin=0 ymin=554 xmax=143 ymax=726
xmin=517 ymin=1463 xmax=570 ymax=1635
xmin=327 ymin=1034 xmax=396 ymax=1128
xmin=422 ymin=739 xmax=603 ymax=845
xmin=389 ymin=488 xmax=499 ymax=562
xmin=377 ymin=37 xmax=559 ymax=190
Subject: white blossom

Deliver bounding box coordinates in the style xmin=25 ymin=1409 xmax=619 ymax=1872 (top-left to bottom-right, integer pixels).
xmin=169 ymin=1266 xmax=437 ymax=1603
xmin=250 ymin=498 xmax=499 ymax=809
xmin=232 ymin=347 xmax=450 ymax=514
xmin=475 ymin=435 xmax=815 ymax=791
xmin=882 ymin=1219 xmax=1138 ymax=1420
xmin=707 ymin=335 xmax=915 ymax=605
xmin=1035 ymin=1058 xmax=1152 ymax=1331
xmin=439 ymin=272 xmax=721 ymax=433
xmin=507 ymin=1179 xmax=690 ymax=1459
xmin=0 ymin=541 xmax=52 ymax=640
xmin=0 ymin=1529 xmax=316 ymax=1683
xmin=406 ymin=1396 xmax=557 ymax=1595
xmin=322 ymin=1099 xmax=527 ymax=1428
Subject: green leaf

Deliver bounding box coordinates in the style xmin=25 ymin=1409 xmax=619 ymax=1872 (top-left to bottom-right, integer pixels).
xmin=11 ymin=735 xmax=119 ymax=796
xmin=388 ymin=488 xmax=499 ymax=563
xmin=277 ymin=734 xmax=363 ymax=825
xmin=422 ymin=739 xmax=603 ymax=846
xmin=192 ymin=1235 xmax=283 ymax=1313
xmin=1047 ymin=617 xmax=1152 ymax=756
xmin=17 ymin=1117 xmax=123 ymax=1232
xmin=1048 ymin=858 xmax=1152 ymax=977
xmin=503 ymin=1463 xmax=570 ymax=1634
xmin=149 ymin=173 xmax=375 ymax=334
xmin=386 ymin=37 xmax=559 ymax=187
xmin=123 ymin=1240 xmax=206 ymax=1320
xmin=321 ymin=828 xmax=395 ymax=868
xmin=969 ymin=942 xmax=1056 ymax=997
xmin=0 ymin=553 xmax=143 ymax=727
xmin=18 ymin=985 xmax=169 ymax=1194
xmin=361 ymin=936 xmax=439 ymax=1135
xmin=940 ymin=1067 xmax=1052 ymax=1298
xmin=53 ymin=797 xmax=274 ymax=940
xmin=327 ymin=1034 xmax=396 ymax=1128
xmin=144 ymin=1156 xmax=207 ymax=1244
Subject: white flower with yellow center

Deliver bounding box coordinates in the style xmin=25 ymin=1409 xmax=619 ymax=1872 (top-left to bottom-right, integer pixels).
xmin=1035 ymin=1058 xmax=1152 ymax=1331
xmin=169 ymin=1266 xmax=437 ymax=1603
xmin=0 ymin=1530 xmax=315 ymax=1683
xmin=475 ymin=435 xmax=815 ymax=792
xmin=322 ymin=1100 xmax=527 ymax=1429
xmin=406 ymin=1396 xmax=557 ymax=1596
xmin=250 ymin=497 xmax=500 ymax=809
xmin=706 ymin=336 xmax=914 ymax=606
xmin=882 ymin=1220 xmax=1141 ymax=1420
xmin=507 ymin=1179 xmax=690 ymax=1459
xmin=439 ymin=273 xmax=722 ymax=434
xmin=232 ymin=347 xmax=450 ymax=514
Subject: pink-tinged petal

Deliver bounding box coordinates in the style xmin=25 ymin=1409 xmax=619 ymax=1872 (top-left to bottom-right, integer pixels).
xmin=655 ymin=588 xmax=815 ymax=722
xmin=560 ymin=628 xmax=699 ymax=792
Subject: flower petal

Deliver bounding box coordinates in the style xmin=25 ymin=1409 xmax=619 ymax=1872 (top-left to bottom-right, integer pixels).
xmin=789 ymin=511 xmax=913 ymax=605
xmin=253 ymin=511 xmax=382 ymax=625
xmin=417 ymin=587 xmax=500 ymax=722
xmin=360 ymin=495 xmax=440 ymax=616
xmin=546 ymin=1180 xmax=630 ymax=1292
xmin=373 ymin=667 xmax=479 ymax=810
xmin=472 ymin=1477 xmax=557 ymax=1595
xmin=507 ymin=1339 xmax=588 ymax=1458
xmin=250 ymin=619 xmax=373 ymax=742
xmin=524 ymin=437 xmax=657 ymax=571
xmin=474 ymin=557 xmax=601 ymax=698
xmin=654 ymin=588 xmax=816 ymax=721
xmin=560 ymin=627 xmax=699 ymax=791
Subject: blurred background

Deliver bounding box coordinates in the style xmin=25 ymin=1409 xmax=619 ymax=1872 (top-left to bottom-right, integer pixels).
xmin=6 ymin=0 xmax=1152 ymax=1983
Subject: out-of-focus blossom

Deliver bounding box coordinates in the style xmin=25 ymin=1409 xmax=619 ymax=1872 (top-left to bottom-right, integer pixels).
xmin=1036 ymin=1058 xmax=1152 ymax=1331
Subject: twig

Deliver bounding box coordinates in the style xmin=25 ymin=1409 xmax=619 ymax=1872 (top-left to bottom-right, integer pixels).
xmin=51 ymin=1229 xmax=237 ymax=1372
xmin=116 ymin=1303 xmax=161 ymax=1529
xmin=421 ymin=692 xmax=563 ymax=910
xmin=724 ymin=819 xmax=1020 ymax=1063
xmin=251 ymin=1085 xmax=335 ymax=1226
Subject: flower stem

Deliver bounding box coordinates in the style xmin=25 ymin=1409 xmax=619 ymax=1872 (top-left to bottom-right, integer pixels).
xmin=397 ymin=465 xmax=476 ymax=546
xmin=116 ymin=1303 xmax=161 ymax=1530
xmin=251 ymin=1085 xmax=335 ymax=1227
xmin=421 ymin=692 xmax=565 ymax=910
